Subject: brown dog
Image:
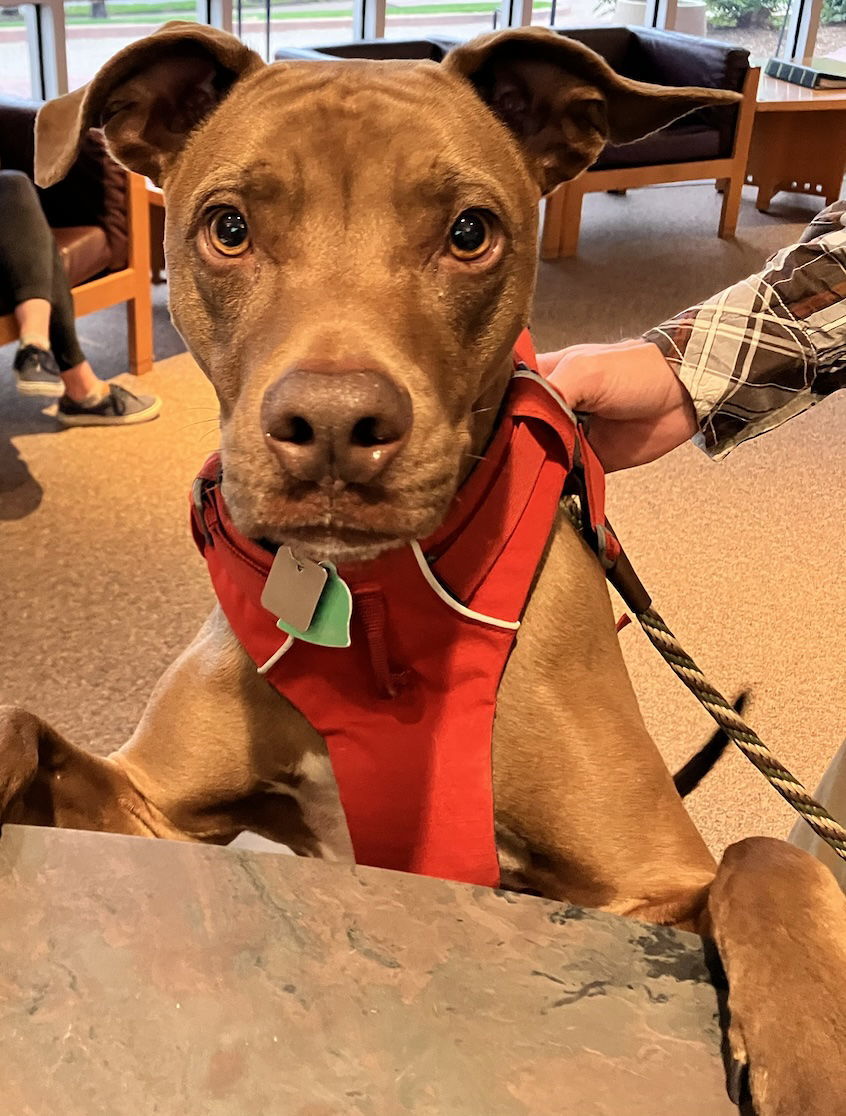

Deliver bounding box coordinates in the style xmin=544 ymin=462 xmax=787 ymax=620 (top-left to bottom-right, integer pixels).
xmin=2 ymin=23 xmax=845 ymax=1113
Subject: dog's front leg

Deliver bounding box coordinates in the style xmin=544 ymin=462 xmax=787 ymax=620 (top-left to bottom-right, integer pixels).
xmin=705 ymin=837 xmax=846 ymax=1115
xmin=2 ymin=607 xmax=352 ymax=858
xmin=108 ymin=607 xmax=351 ymax=855
xmin=0 ymin=705 xmax=181 ymax=838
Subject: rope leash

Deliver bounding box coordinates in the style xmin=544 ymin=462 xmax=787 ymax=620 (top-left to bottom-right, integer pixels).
xmin=636 ymin=605 xmax=846 ymax=861
xmin=562 ymin=449 xmax=846 ymax=865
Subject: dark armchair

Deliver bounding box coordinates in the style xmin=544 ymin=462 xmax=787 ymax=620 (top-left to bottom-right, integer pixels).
xmin=274 ymin=38 xmax=457 ymax=62
xmin=539 ymin=27 xmax=759 ymax=257
xmin=0 ymin=97 xmax=153 ymax=374
xmin=276 ymin=28 xmax=758 ymax=259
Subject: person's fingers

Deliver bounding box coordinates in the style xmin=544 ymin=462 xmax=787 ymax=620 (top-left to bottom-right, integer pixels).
xmin=539 ymin=354 xmax=606 ymax=413
xmin=536 ymin=340 xmax=640 ymax=379
xmin=535 ymin=342 xmax=699 ymax=471
xmin=536 ymin=349 xmax=571 ymax=377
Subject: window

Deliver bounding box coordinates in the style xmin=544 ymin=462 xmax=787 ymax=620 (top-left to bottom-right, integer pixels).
xmin=530 ymin=0 xmax=644 ymax=30
xmin=235 ymin=0 xmax=355 ymax=58
xmin=815 ymin=0 xmax=846 ymax=62
xmin=700 ymin=0 xmax=791 ymax=60
xmin=382 ymin=0 xmax=500 ymax=41
xmin=64 ymin=1 xmax=198 ymax=90
xmin=0 ymin=6 xmax=35 ymax=95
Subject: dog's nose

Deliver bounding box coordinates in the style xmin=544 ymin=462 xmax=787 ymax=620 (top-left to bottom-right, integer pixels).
xmin=263 ymin=368 xmax=412 ymax=484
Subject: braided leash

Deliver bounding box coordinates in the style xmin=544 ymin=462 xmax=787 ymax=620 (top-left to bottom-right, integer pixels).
xmin=637 ymin=605 xmax=846 ymax=861
xmin=562 ymin=467 xmax=846 ymax=863
xmin=562 ymin=412 xmax=846 ymax=861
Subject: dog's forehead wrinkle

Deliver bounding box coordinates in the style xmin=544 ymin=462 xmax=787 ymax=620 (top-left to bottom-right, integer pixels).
xmin=221 ymin=59 xmax=506 ymax=160
xmin=234 ymin=57 xmax=458 ymax=127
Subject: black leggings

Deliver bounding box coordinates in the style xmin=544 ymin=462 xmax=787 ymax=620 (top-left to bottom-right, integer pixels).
xmin=0 ymin=170 xmax=86 ymax=371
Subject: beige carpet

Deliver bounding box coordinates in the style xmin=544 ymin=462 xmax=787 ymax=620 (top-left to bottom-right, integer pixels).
xmin=2 ymin=182 xmax=844 ymax=858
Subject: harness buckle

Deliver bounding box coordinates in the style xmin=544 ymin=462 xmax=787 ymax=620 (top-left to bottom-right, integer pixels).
xmin=567 ymin=417 xmax=611 ymax=563
xmin=568 ymin=417 xmax=653 ymax=616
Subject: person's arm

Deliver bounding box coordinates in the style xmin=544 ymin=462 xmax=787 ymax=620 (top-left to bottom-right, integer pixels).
xmin=644 ymin=200 xmax=846 ymax=460
xmin=540 ymin=201 xmax=846 ymax=469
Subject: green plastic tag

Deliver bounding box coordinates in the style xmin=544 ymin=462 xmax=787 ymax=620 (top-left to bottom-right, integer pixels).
xmin=275 ymin=563 xmax=352 ymax=648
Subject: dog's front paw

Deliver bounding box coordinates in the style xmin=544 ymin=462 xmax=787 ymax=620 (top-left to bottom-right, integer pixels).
xmin=710 ymin=837 xmax=846 ymax=1116
xmin=724 ymin=990 xmax=846 ymax=1116
xmin=0 ymin=706 xmax=46 ymax=819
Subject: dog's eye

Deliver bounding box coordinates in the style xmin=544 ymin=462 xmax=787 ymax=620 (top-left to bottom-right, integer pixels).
xmin=449 ymin=210 xmax=493 ymax=261
xmin=208 ymin=208 xmax=250 ymax=256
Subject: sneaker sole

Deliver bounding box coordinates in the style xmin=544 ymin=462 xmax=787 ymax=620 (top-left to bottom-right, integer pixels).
xmin=17 ymin=379 xmax=64 ymax=398
xmin=57 ymin=396 xmax=163 ymax=427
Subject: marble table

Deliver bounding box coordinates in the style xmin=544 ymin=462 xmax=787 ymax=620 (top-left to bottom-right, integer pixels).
xmin=0 ymin=824 xmax=739 ymax=1115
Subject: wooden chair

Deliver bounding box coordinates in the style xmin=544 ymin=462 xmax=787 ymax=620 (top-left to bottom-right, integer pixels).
xmin=0 ymin=97 xmax=153 ymax=374
xmin=539 ymin=29 xmax=760 ymax=259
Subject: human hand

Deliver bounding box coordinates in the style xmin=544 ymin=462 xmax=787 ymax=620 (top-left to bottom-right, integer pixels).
xmin=537 ymin=339 xmax=699 ymax=472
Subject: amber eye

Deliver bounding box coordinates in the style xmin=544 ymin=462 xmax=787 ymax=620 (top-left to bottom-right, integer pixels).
xmin=208 ymin=207 xmax=250 ymax=256
xmin=448 ymin=210 xmax=493 ymax=261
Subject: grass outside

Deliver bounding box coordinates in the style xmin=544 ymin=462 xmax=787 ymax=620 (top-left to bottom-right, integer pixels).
xmin=0 ymin=0 xmax=552 ymax=27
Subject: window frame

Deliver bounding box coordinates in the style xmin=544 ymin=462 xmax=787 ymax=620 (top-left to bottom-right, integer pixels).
xmin=12 ymin=0 xmax=830 ymax=103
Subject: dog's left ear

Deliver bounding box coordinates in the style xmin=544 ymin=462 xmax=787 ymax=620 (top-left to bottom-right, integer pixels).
xmin=444 ymin=28 xmax=741 ymax=195
xmin=35 ymin=21 xmax=263 ymax=188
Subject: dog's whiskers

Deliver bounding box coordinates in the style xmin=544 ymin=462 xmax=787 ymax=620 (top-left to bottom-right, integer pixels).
xmin=179 ymin=417 xmax=220 ymax=432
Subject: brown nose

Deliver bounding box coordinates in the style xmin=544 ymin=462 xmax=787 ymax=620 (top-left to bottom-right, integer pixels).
xmin=262 ymin=368 xmax=412 ymax=484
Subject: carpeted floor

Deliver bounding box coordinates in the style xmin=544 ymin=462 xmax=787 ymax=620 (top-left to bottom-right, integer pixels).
xmin=2 ymin=182 xmax=844 ymax=858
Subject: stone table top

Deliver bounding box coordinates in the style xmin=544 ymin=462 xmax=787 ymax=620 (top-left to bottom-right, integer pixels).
xmin=0 ymin=824 xmax=738 ymax=1115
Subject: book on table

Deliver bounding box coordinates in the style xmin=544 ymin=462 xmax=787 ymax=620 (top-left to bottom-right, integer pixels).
xmin=765 ymin=56 xmax=846 ymax=90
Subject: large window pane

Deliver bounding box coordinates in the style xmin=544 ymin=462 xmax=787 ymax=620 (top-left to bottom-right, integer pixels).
xmin=531 ymin=1 xmax=643 ymax=30
xmin=235 ymin=0 xmax=354 ymax=56
xmin=0 ymin=6 xmax=35 ymax=96
xmin=64 ymin=2 xmax=198 ymax=90
xmin=701 ymin=0 xmax=791 ymax=60
xmin=383 ymin=0 xmax=501 ymax=42
xmin=816 ymin=0 xmax=846 ymax=63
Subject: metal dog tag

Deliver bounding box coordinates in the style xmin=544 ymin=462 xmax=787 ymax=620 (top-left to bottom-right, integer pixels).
xmin=261 ymin=547 xmax=328 ymax=632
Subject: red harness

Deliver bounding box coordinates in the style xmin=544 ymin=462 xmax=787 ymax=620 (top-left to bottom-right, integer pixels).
xmin=191 ymin=333 xmax=622 ymax=887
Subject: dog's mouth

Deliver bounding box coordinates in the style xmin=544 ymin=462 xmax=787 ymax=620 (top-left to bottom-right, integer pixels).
xmin=222 ymin=423 xmax=467 ymax=566
xmin=275 ymin=523 xmax=411 ymax=565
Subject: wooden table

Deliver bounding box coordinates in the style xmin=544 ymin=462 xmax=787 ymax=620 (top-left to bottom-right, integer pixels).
xmin=0 ymin=824 xmax=740 ymax=1115
xmin=746 ymin=74 xmax=846 ymax=211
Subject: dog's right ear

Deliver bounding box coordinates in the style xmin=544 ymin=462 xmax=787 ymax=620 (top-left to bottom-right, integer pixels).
xmin=35 ymin=21 xmax=263 ymax=188
xmin=444 ymin=28 xmax=741 ymax=195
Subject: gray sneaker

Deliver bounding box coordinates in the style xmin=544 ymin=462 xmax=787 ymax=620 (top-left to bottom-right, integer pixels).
xmin=57 ymin=383 xmax=162 ymax=427
xmin=14 ymin=344 xmax=63 ymax=397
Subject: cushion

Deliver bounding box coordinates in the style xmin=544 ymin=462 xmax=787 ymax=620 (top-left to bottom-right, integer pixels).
xmin=53 ymin=226 xmax=111 ymax=288
xmin=594 ymin=124 xmax=722 ymax=170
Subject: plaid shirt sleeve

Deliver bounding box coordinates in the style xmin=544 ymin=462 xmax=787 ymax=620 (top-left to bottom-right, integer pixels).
xmin=643 ymin=201 xmax=846 ymax=459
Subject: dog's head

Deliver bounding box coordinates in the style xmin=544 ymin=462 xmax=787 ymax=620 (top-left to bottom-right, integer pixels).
xmin=37 ymin=24 xmax=737 ymax=562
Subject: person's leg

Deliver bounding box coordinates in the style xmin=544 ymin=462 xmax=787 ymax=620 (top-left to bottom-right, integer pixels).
xmin=0 ymin=170 xmax=66 ymax=394
xmin=14 ymin=299 xmax=52 ymax=350
xmin=48 ymin=237 xmax=162 ymax=424
xmin=0 ymin=170 xmax=161 ymax=424
xmin=0 ymin=171 xmax=55 ymax=316
xmin=43 ymin=243 xmax=101 ymax=402
xmin=45 ymin=238 xmax=87 ymax=382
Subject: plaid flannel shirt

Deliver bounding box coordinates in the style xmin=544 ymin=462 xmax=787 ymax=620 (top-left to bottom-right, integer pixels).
xmin=644 ymin=201 xmax=846 ymax=459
